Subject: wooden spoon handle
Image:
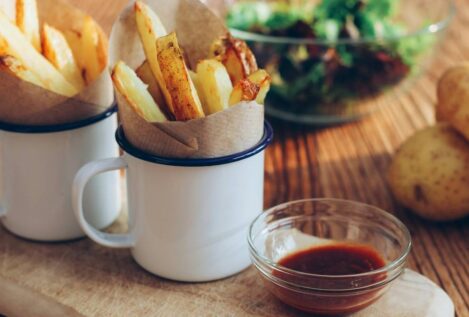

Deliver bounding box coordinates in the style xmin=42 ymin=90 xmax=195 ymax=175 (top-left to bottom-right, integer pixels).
xmin=0 ymin=276 xmax=85 ymax=317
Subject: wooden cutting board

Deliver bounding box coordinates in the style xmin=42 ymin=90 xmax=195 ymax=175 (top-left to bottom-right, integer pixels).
xmin=356 ymin=269 xmax=454 ymax=317
xmin=0 ymin=183 xmax=456 ymax=317
xmin=0 ymin=266 xmax=454 ymax=317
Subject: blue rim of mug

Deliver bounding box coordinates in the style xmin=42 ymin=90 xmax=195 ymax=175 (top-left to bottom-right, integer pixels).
xmin=0 ymin=104 xmax=117 ymax=134
xmin=116 ymin=121 xmax=274 ymax=167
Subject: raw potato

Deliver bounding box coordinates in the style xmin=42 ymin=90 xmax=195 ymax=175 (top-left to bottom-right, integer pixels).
xmin=436 ymin=64 xmax=469 ymax=142
xmin=195 ymin=59 xmax=232 ymax=115
xmin=16 ymin=0 xmax=40 ymax=51
xmin=388 ymin=124 xmax=469 ymax=221
xmin=112 ymin=61 xmax=167 ymax=123
xmin=156 ymin=32 xmax=204 ymax=121
xmin=42 ymin=24 xmax=85 ymax=91
xmin=0 ymin=10 xmax=77 ymax=96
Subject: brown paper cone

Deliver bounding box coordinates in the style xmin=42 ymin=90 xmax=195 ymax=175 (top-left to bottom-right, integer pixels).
xmin=0 ymin=0 xmax=114 ymax=126
xmin=110 ymin=0 xmax=265 ymax=159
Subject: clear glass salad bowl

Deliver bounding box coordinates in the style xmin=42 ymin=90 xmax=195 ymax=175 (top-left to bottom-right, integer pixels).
xmin=217 ymin=0 xmax=455 ymax=124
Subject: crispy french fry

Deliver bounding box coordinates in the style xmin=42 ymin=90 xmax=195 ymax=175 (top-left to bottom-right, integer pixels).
xmin=0 ymin=54 xmax=44 ymax=88
xmin=135 ymin=60 xmax=168 ymax=115
xmin=229 ymin=78 xmax=260 ymax=106
xmin=195 ymin=59 xmax=232 ymax=115
xmin=81 ymin=16 xmax=104 ymax=84
xmin=189 ymin=69 xmax=203 ymax=106
xmin=0 ymin=10 xmax=77 ymax=96
xmin=16 ymin=0 xmax=40 ymax=52
xmin=229 ymin=70 xmax=271 ymax=106
xmin=156 ymin=32 xmax=204 ymax=121
xmin=248 ymin=69 xmax=271 ymax=105
xmin=96 ymin=27 xmax=108 ymax=70
xmin=64 ymin=29 xmax=84 ymax=70
xmin=42 ymin=24 xmax=85 ymax=91
xmin=134 ymin=1 xmax=173 ymax=114
xmin=112 ymin=61 xmax=167 ymax=123
xmin=210 ymin=34 xmax=258 ymax=85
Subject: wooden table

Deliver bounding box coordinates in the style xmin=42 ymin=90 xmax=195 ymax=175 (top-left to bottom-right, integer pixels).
xmin=1 ymin=0 xmax=468 ymax=316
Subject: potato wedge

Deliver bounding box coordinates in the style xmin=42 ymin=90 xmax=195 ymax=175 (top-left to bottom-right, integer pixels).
xmin=96 ymin=27 xmax=108 ymax=69
xmin=136 ymin=60 xmax=165 ymax=108
xmin=64 ymin=30 xmax=84 ymax=71
xmin=0 ymin=54 xmax=44 ymax=88
xmin=156 ymin=32 xmax=204 ymax=121
xmin=229 ymin=69 xmax=271 ymax=106
xmin=134 ymin=1 xmax=173 ymax=114
xmin=248 ymin=69 xmax=271 ymax=105
xmin=135 ymin=60 xmax=173 ymax=119
xmin=210 ymin=34 xmax=258 ymax=84
xmin=229 ymin=79 xmax=259 ymax=106
xmin=0 ymin=11 xmax=77 ymax=96
xmin=16 ymin=0 xmax=40 ymax=52
xmin=81 ymin=16 xmax=105 ymax=84
xmin=42 ymin=24 xmax=85 ymax=91
xmin=112 ymin=61 xmax=167 ymax=123
xmin=195 ymin=59 xmax=233 ymax=115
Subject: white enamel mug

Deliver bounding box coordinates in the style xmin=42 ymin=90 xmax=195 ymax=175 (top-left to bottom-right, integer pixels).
xmin=73 ymin=122 xmax=273 ymax=282
xmin=0 ymin=107 xmax=121 ymax=241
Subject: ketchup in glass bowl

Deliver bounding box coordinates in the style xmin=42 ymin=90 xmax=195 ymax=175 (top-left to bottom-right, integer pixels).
xmin=248 ymin=199 xmax=411 ymax=315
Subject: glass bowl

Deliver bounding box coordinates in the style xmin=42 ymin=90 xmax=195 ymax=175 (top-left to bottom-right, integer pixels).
xmin=222 ymin=0 xmax=455 ymax=124
xmin=248 ymin=199 xmax=411 ymax=315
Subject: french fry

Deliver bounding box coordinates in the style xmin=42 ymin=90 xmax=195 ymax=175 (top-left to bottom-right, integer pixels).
xmin=210 ymin=34 xmax=258 ymax=85
xmin=16 ymin=0 xmax=40 ymax=52
xmin=64 ymin=30 xmax=85 ymax=71
xmin=229 ymin=70 xmax=271 ymax=106
xmin=96 ymin=27 xmax=108 ymax=72
xmin=0 ymin=10 xmax=77 ymax=97
xmin=81 ymin=16 xmax=105 ymax=84
xmin=42 ymin=24 xmax=85 ymax=91
xmin=156 ymin=32 xmax=205 ymax=121
xmin=112 ymin=61 xmax=167 ymax=123
xmin=229 ymin=79 xmax=260 ymax=106
xmin=195 ymin=59 xmax=232 ymax=115
xmin=135 ymin=60 xmax=168 ymax=116
xmin=134 ymin=1 xmax=173 ymax=114
xmin=0 ymin=54 xmax=45 ymax=88
xmin=189 ymin=68 xmax=212 ymax=115
xmin=248 ymin=69 xmax=271 ymax=105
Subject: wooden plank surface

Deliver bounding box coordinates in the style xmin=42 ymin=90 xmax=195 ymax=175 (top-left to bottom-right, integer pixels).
xmin=0 ymin=0 xmax=468 ymax=316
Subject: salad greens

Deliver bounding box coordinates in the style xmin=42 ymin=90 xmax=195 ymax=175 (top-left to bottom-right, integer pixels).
xmin=226 ymin=0 xmax=434 ymax=111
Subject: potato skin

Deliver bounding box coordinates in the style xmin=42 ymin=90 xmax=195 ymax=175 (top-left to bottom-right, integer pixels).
xmin=436 ymin=64 xmax=469 ymax=141
xmin=388 ymin=124 xmax=469 ymax=221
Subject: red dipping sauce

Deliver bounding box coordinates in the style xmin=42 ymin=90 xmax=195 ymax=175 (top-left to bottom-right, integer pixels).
xmin=266 ymin=243 xmax=388 ymax=315
xmin=278 ymin=243 xmax=386 ymax=275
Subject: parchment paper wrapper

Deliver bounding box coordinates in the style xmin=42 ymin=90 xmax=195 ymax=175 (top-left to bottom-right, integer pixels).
xmin=0 ymin=0 xmax=114 ymax=126
xmin=110 ymin=0 xmax=264 ymax=159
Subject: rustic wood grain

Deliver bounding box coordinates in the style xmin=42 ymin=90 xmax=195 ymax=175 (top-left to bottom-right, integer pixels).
xmin=0 ymin=0 xmax=468 ymax=316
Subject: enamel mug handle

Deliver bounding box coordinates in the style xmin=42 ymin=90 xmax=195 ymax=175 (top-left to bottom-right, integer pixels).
xmin=72 ymin=157 xmax=135 ymax=248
